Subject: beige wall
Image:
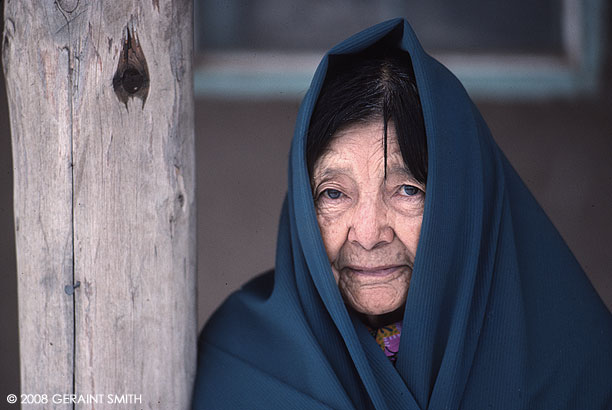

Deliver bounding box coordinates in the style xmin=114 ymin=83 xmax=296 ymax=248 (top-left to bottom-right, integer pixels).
xmin=194 ymin=88 xmax=612 ymax=333
xmin=2 ymin=27 xmax=611 ymax=402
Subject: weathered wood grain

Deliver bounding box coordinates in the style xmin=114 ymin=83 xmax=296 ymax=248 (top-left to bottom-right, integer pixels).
xmin=3 ymin=1 xmax=196 ymax=408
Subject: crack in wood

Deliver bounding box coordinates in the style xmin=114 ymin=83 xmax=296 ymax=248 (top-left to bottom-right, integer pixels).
xmin=54 ymin=5 xmax=89 ymax=36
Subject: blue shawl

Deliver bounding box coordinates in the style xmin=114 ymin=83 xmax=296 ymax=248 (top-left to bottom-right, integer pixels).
xmin=193 ymin=19 xmax=612 ymax=409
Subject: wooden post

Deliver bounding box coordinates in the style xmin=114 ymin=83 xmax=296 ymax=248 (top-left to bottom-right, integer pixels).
xmin=2 ymin=1 xmax=196 ymax=408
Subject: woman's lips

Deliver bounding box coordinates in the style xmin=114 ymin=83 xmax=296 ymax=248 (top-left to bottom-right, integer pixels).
xmin=345 ymin=265 xmax=403 ymax=277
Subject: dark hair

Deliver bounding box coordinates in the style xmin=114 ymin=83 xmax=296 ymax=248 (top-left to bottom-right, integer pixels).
xmin=306 ymin=48 xmax=428 ymax=186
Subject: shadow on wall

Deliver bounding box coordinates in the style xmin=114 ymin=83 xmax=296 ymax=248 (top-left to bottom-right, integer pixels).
xmin=0 ymin=34 xmax=20 ymax=405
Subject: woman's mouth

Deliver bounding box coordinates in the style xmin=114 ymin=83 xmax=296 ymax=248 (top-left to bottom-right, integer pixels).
xmin=346 ymin=265 xmax=403 ymax=276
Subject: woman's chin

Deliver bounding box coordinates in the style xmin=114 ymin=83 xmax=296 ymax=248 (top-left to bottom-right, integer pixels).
xmin=345 ymin=286 xmax=407 ymax=322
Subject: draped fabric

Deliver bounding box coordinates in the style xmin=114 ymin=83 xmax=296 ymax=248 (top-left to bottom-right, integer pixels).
xmin=192 ymin=19 xmax=612 ymax=410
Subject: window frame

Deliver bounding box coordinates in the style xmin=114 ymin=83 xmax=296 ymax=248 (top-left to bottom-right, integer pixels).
xmin=193 ymin=0 xmax=607 ymax=100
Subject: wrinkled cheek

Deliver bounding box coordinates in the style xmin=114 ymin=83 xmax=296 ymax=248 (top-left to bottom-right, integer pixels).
xmin=316 ymin=218 xmax=346 ymax=264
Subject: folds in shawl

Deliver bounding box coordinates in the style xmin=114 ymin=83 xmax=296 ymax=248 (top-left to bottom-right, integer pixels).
xmin=193 ymin=18 xmax=612 ymax=410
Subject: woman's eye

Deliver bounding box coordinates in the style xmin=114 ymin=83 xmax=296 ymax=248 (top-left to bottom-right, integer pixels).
xmin=399 ymin=185 xmax=420 ymax=196
xmin=322 ymin=189 xmax=343 ymax=200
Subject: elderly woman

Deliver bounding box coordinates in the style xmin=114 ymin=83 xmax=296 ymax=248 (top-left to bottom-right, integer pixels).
xmin=192 ymin=19 xmax=612 ymax=409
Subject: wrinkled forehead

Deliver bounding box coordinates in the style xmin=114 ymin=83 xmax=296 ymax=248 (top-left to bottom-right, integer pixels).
xmin=311 ymin=120 xmax=407 ymax=180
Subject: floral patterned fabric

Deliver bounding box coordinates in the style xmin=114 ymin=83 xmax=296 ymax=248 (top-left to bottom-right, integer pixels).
xmin=368 ymin=321 xmax=402 ymax=365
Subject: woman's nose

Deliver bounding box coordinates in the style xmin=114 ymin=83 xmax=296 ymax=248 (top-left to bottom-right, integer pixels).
xmin=347 ymin=197 xmax=393 ymax=250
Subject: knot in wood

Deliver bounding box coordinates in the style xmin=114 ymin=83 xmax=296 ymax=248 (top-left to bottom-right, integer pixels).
xmin=113 ymin=25 xmax=150 ymax=109
xmin=122 ymin=68 xmax=145 ymax=94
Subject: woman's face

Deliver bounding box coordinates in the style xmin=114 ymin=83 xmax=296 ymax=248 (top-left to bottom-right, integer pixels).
xmin=311 ymin=121 xmax=424 ymax=321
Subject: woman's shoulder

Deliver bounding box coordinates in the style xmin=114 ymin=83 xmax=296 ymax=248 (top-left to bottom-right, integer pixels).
xmin=237 ymin=268 xmax=276 ymax=300
xmin=200 ymin=268 xmax=275 ymax=333
xmin=192 ymin=269 xmax=353 ymax=409
xmin=212 ymin=268 xmax=275 ymax=319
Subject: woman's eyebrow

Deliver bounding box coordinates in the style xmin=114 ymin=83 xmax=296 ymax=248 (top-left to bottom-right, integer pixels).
xmin=312 ymin=166 xmax=351 ymax=181
xmin=386 ymin=165 xmax=415 ymax=178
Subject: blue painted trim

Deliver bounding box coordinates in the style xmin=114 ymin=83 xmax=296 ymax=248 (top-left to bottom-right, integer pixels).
xmin=193 ymin=70 xmax=313 ymax=99
xmin=193 ymin=0 xmax=606 ymax=100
